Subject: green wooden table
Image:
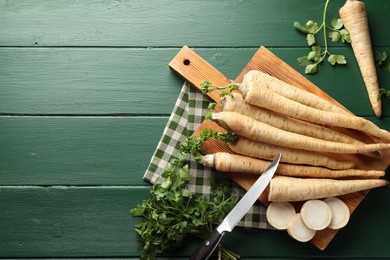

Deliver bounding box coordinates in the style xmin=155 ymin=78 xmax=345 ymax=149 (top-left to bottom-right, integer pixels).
xmin=1 ymin=0 xmax=389 ymax=258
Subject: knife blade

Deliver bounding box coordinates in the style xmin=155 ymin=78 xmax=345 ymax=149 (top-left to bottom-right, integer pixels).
xmin=189 ymin=153 xmax=281 ymax=260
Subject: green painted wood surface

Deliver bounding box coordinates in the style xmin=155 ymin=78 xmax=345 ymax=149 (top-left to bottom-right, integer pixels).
xmin=1 ymin=0 xmax=390 ymax=259
xmin=1 ymin=115 xmax=389 ymax=186
xmin=0 ymin=116 xmax=166 ymax=185
xmin=0 ymin=0 xmax=389 ymax=47
xmin=1 ymin=47 xmax=390 ymax=116
xmin=0 ymin=184 xmax=389 ymax=258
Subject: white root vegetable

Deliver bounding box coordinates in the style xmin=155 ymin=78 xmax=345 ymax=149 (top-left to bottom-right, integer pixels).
xmin=287 ymin=213 xmax=316 ymax=242
xmin=221 ymin=93 xmax=365 ymax=146
xmin=228 ymin=137 xmax=355 ymax=170
xmin=300 ymin=200 xmax=332 ymax=230
xmin=212 ymin=111 xmax=390 ymax=154
xmin=266 ymin=202 xmax=296 ymax=230
xmin=241 ymin=70 xmax=348 ymax=114
xmin=266 ymin=201 xmax=296 ymax=230
xmin=240 ymin=80 xmax=390 ymax=141
xmin=340 ymin=0 xmax=382 ymax=117
xmin=324 ymin=197 xmax=350 ymax=229
xmin=201 ymin=152 xmax=384 ymax=179
xmin=268 ymin=175 xmax=389 ymax=202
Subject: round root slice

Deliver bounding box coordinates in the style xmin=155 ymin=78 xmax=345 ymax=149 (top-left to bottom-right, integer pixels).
xmin=324 ymin=197 xmax=350 ymax=229
xmin=266 ymin=202 xmax=296 ymax=230
xmin=301 ymin=200 xmax=332 ymax=230
xmin=287 ymin=213 xmax=316 ymax=242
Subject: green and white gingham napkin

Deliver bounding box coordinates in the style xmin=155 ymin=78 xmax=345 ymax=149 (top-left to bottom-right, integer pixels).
xmin=143 ymin=82 xmax=271 ymax=229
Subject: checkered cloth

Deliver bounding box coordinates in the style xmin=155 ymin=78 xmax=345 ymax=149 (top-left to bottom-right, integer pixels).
xmin=143 ymin=82 xmax=271 ymax=229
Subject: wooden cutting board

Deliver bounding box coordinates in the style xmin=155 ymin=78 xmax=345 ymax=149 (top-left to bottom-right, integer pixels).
xmin=168 ymin=45 xmax=390 ymax=250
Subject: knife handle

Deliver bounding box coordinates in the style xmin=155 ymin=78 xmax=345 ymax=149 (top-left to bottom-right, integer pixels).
xmin=189 ymin=229 xmax=224 ymax=260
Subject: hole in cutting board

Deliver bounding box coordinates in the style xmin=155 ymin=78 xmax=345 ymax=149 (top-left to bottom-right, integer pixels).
xmin=183 ymin=59 xmax=190 ymax=66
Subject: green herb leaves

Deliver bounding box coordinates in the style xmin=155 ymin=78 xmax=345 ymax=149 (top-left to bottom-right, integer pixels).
xmin=328 ymin=54 xmax=347 ymax=66
xmin=294 ymin=0 xmax=350 ymax=74
xmin=180 ymin=128 xmax=238 ymax=161
xmin=376 ymin=51 xmax=390 ymax=101
xmin=376 ymin=51 xmax=390 ymax=72
xmin=379 ymin=88 xmax=390 ymax=101
xmin=329 ymin=18 xmax=351 ymax=43
xmin=201 ymin=80 xmax=240 ymax=97
xmin=130 ymin=156 xmax=239 ymax=259
xmin=293 ymin=20 xmax=319 ymax=46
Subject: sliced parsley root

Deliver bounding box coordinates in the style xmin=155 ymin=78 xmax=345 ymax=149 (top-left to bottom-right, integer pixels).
xmin=130 ymin=155 xmax=239 ymax=259
xmin=294 ymin=0 xmax=350 ymax=74
xmin=266 ymin=202 xmax=296 ymax=230
xmin=300 ymin=200 xmax=332 ymax=230
xmin=324 ymin=197 xmax=350 ymax=229
xmin=287 ymin=213 xmax=316 ymax=242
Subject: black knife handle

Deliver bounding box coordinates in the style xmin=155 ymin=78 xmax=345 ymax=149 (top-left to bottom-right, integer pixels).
xmin=189 ymin=229 xmax=224 ymax=260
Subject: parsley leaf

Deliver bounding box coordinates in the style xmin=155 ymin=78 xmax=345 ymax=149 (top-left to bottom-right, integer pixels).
xmin=376 ymin=51 xmax=390 ymax=72
xmin=328 ymin=54 xmax=347 ymax=65
xmin=379 ymin=88 xmax=390 ymax=100
xmin=307 ymin=33 xmax=316 ymax=46
xmin=331 ymin=18 xmax=344 ymax=30
xmin=305 ymin=63 xmax=319 ymax=74
xmin=375 ymin=51 xmax=390 ymax=101
xmin=130 ymin=155 xmax=240 ymax=259
xmin=294 ymin=0 xmax=350 ymax=74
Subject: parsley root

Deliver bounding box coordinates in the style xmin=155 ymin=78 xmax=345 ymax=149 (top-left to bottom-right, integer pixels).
xmin=242 ymin=70 xmax=347 ymax=114
xmin=287 ymin=213 xmax=316 ymax=242
xmin=241 ymin=80 xmax=390 ymax=141
xmin=228 ymin=137 xmax=355 ymax=170
xmin=221 ymin=92 xmax=364 ymax=146
xmin=211 ymin=111 xmax=390 ymax=154
xmin=266 ymin=202 xmax=296 ymax=230
xmin=268 ymin=175 xmax=389 ymax=202
xmin=340 ymin=0 xmax=382 ymax=117
xmin=300 ymin=200 xmax=332 ymax=230
xmin=324 ymin=197 xmax=350 ymax=229
xmin=201 ymin=152 xmax=384 ymax=179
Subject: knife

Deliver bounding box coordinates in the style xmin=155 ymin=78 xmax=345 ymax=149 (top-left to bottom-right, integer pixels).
xmin=189 ymin=153 xmax=281 ymax=260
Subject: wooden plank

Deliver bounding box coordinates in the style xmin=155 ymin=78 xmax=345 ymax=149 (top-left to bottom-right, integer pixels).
xmin=0 ymin=0 xmax=389 ymax=47
xmin=0 ymin=186 xmax=389 ymax=258
xmin=0 ymin=187 xmax=150 ymax=257
xmin=0 ymin=116 xmax=166 ymax=185
xmin=0 ymin=48 xmax=251 ymax=115
xmin=1 ymin=47 xmax=389 ymax=116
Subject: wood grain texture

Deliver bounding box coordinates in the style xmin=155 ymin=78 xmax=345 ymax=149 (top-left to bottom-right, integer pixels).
xmin=0 ymin=116 xmax=166 ymax=185
xmin=0 ymin=187 xmax=150 ymax=257
xmin=0 ymin=185 xmax=389 ymax=258
xmin=0 ymin=0 xmax=389 ymax=47
xmin=1 ymin=0 xmax=390 ymax=258
xmin=1 ymin=47 xmax=389 ymax=116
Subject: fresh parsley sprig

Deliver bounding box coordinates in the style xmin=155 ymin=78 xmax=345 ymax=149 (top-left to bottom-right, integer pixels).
xmin=375 ymin=51 xmax=390 ymax=101
xmin=294 ymin=0 xmax=350 ymax=74
xmin=180 ymin=128 xmax=238 ymax=161
xmin=376 ymin=51 xmax=390 ymax=72
xmin=201 ymin=80 xmax=240 ymax=97
xmin=130 ymin=154 xmax=240 ymax=259
xmin=379 ymin=88 xmax=390 ymax=101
